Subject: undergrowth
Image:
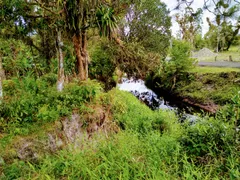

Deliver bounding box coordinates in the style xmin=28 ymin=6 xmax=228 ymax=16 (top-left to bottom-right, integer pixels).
xmin=0 ymin=75 xmax=102 ymax=135
xmin=1 ymin=76 xmax=240 ymax=179
xmin=168 ymin=72 xmax=240 ymax=105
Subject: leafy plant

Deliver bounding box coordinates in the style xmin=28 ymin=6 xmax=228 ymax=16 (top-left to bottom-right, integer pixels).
xmin=0 ymin=77 xmax=102 ymax=132
xmin=154 ymin=40 xmax=195 ymax=90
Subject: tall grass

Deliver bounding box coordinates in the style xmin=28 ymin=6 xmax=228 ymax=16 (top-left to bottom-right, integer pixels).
xmin=1 ymin=77 xmax=240 ymax=179
xmin=2 ymin=122 xmax=239 ymax=179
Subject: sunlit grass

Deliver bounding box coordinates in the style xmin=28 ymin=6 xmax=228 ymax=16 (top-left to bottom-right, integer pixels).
xmin=190 ymin=66 xmax=240 ymax=73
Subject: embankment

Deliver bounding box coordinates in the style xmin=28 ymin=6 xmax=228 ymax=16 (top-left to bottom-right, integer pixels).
xmin=146 ymin=71 xmax=240 ymax=113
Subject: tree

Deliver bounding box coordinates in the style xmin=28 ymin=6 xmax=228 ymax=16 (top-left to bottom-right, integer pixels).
xmin=175 ymin=7 xmax=203 ymax=48
xmin=204 ymin=0 xmax=240 ymax=51
xmin=56 ymin=28 xmax=65 ymax=91
xmin=122 ymin=0 xmax=171 ymax=57
xmin=174 ymin=0 xmax=240 ymax=51
xmin=56 ymin=0 xmax=119 ymax=81
xmin=2 ymin=0 xmax=164 ymax=83
xmin=0 ymin=45 xmax=6 ymax=102
xmin=0 ymin=0 xmax=57 ymax=63
xmin=193 ymin=34 xmax=206 ymax=50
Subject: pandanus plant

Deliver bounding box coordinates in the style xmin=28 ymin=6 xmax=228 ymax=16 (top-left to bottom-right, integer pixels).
xmin=57 ymin=0 xmax=119 ymax=81
xmin=96 ymin=5 xmax=118 ymax=38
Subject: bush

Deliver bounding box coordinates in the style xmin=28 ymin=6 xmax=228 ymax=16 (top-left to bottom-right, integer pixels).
xmin=180 ymin=117 xmax=235 ymax=162
xmin=153 ymin=40 xmax=195 ymax=90
xmin=0 ymin=77 xmax=102 ymax=133
xmin=39 ymin=73 xmax=57 ymax=86
xmin=169 ymin=40 xmax=194 ymax=74
xmin=89 ymin=39 xmax=116 ymax=90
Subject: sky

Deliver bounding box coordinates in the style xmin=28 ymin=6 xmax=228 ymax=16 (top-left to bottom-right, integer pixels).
xmin=161 ymin=0 xmax=214 ymax=36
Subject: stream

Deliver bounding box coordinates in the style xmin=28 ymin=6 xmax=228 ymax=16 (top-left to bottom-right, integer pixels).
xmin=118 ymin=78 xmax=197 ymax=122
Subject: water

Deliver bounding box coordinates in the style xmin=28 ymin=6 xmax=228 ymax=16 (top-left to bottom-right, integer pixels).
xmin=118 ymin=78 xmax=198 ymax=122
xmin=118 ymin=78 xmax=174 ymax=110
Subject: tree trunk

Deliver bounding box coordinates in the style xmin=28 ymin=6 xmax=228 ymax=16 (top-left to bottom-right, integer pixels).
xmin=73 ymin=31 xmax=89 ymax=81
xmin=0 ymin=54 xmax=5 ymax=80
xmin=0 ymin=76 xmax=2 ymax=101
xmin=0 ymin=55 xmax=3 ymax=100
xmin=216 ymin=25 xmax=220 ymax=53
xmin=56 ymin=29 xmax=65 ymax=92
xmin=225 ymin=26 xmax=240 ymax=51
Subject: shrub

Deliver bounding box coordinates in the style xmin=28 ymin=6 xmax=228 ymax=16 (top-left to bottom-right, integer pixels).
xmin=154 ymin=40 xmax=195 ymax=89
xmin=180 ymin=117 xmax=235 ymax=162
xmin=39 ymin=73 xmax=58 ymax=86
xmin=0 ymin=77 xmax=102 ymax=132
xmin=169 ymin=40 xmax=194 ymax=74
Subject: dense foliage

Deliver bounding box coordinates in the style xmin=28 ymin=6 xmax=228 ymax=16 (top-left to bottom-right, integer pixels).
xmin=0 ymin=76 xmax=102 ymax=135
xmin=0 ymin=0 xmax=240 ymax=179
xmin=1 ymin=80 xmax=240 ymax=179
xmin=152 ymin=40 xmax=195 ymax=90
xmin=123 ymin=0 xmax=171 ymax=57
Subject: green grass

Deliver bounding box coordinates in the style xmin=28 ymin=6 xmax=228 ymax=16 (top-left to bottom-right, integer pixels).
xmin=176 ymin=72 xmax=240 ymax=105
xmin=1 ymin=75 xmax=240 ymax=179
xmin=218 ymin=46 xmax=240 ymax=61
xmin=197 ymin=56 xmax=217 ymax=62
xmin=1 ymin=111 xmax=240 ymax=179
xmin=197 ymin=46 xmax=240 ymax=62
xmin=189 ymin=66 xmax=240 ymax=73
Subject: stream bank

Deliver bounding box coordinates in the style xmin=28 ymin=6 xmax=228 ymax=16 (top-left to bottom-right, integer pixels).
xmin=146 ymin=71 xmax=240 ymax=113
xmin=118 ymin=78 xmax=198 ymax=122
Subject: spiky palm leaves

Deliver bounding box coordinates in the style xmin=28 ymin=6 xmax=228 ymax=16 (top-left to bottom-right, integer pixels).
xmin=58 ymin=0 xmax=118 ymax=37
xmin=96 ymin=5 xmax=118 ymax=38
xmin=56 ymin=0 xmax=119 ymax=80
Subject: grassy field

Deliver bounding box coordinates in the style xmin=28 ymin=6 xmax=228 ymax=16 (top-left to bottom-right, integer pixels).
xmin=197 ymin=46 xmax=240 ymax=62
xmin=190 ymin=66 xmax=240 ymax=73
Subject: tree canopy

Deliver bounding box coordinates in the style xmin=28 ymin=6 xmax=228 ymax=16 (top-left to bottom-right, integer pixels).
xmin=123 ymin=0 xmax=171 ymax=57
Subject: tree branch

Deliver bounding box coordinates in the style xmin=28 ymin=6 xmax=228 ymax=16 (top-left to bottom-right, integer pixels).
xmin=32 ymin=0 xmax=59 ymax=15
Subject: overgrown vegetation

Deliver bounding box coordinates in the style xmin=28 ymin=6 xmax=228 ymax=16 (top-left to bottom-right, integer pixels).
xmin=1 ymin=0 xmax=240 ymax=179
xmin=175 ymin=72 xmax=240 ymax=105
xmin=1 ymin=78 xmax=240 ymax=179
xmin=149 ymin=66 xmax=240 ymax=109
xmin=152 ymin=40 xmax=195 ymax=90
xmin=148 ymin=39 xmax=239 ymax=108
xmin=0 ymin=76 xmax=102 ymax=134
xmin=89 ymin=37 xmax=162 ymax=90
